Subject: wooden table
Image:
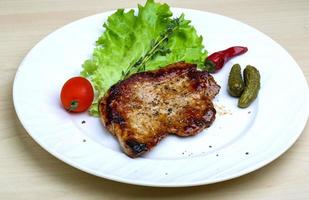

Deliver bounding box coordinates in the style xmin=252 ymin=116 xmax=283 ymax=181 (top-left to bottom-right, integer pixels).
xmin=1 ymin=0 xmax=308 ymax=199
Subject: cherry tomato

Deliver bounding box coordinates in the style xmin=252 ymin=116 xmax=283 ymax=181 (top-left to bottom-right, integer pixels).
xmin=60 ymin=77 xmax=94 ymax=113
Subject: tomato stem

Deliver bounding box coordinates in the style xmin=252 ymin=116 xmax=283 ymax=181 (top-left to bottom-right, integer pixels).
xmin=68 ymin=100 xmax=78 ymax=111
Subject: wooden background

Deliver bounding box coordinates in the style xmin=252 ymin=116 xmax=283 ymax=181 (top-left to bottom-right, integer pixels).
xmin=0 ymin=0 xmax=308 ymax=199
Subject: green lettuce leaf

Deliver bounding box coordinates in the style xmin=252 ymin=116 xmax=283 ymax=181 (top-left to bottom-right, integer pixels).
xmin=81 ymin=0 xmax=207 ymax=116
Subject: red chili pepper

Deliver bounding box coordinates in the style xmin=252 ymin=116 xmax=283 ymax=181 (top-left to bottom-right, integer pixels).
xmin=204 ymin=46 xmax=248 ymax=73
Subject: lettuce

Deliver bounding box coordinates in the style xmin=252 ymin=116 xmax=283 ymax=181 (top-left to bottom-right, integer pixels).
xmin=81 ymin=0 xmax=207 ymax=116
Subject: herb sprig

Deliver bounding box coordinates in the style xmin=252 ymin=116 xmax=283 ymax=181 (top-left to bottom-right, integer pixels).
xmin=121 ymin=17 xmax=182 ymax=79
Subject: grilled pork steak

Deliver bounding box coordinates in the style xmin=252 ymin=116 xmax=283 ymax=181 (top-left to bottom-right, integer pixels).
xmin=99 ymin=62 xmax=220 ymax=158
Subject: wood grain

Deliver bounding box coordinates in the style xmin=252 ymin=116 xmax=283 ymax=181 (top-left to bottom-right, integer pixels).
xmin=0 ymin=0 xmax=308 ymax=199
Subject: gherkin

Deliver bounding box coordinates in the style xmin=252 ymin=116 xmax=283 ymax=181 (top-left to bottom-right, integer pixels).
xmin=228 ymin=64 xmax=245 ymax=97
xmin=238 ymin=65 xmax=261 ymax=108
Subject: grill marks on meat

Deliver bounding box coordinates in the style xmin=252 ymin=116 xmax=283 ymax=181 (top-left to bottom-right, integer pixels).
xmin=99 ymin=62 xmax=220 ymax=157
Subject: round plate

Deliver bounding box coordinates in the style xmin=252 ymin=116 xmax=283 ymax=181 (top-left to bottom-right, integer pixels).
xmin=13 ymin=8 xmax=309 ymax=187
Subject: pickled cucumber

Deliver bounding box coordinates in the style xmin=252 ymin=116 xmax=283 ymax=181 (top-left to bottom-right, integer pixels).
xmin=238 ymin=65 xmax=260 ymax=108
xmin=228 ymin=64 xmax=245 ymax=97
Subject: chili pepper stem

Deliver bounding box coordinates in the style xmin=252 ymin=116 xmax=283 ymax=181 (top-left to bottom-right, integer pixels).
xmin=204 ymin=60 xmax=216 ymax=73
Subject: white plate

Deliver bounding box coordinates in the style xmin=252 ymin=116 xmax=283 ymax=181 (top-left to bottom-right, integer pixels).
xmin=13 ymin=8 xmax=309 ymax=187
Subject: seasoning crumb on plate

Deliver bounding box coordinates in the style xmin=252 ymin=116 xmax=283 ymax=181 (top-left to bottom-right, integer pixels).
xmin=214 ymin=103 xmax=232 ymax=116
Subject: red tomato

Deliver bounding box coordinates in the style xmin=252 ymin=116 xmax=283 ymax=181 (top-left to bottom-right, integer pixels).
xmin=60 ymin=77 xmax=94 ymax=113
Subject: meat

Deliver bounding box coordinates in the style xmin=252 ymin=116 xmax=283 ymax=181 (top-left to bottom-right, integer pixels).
xmin=99 ymin=62 xmax=220 ymax=158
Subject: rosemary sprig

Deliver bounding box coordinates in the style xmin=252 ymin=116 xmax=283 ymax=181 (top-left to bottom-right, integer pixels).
xmin=121 ymin=17 xmax=182 ymax=79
